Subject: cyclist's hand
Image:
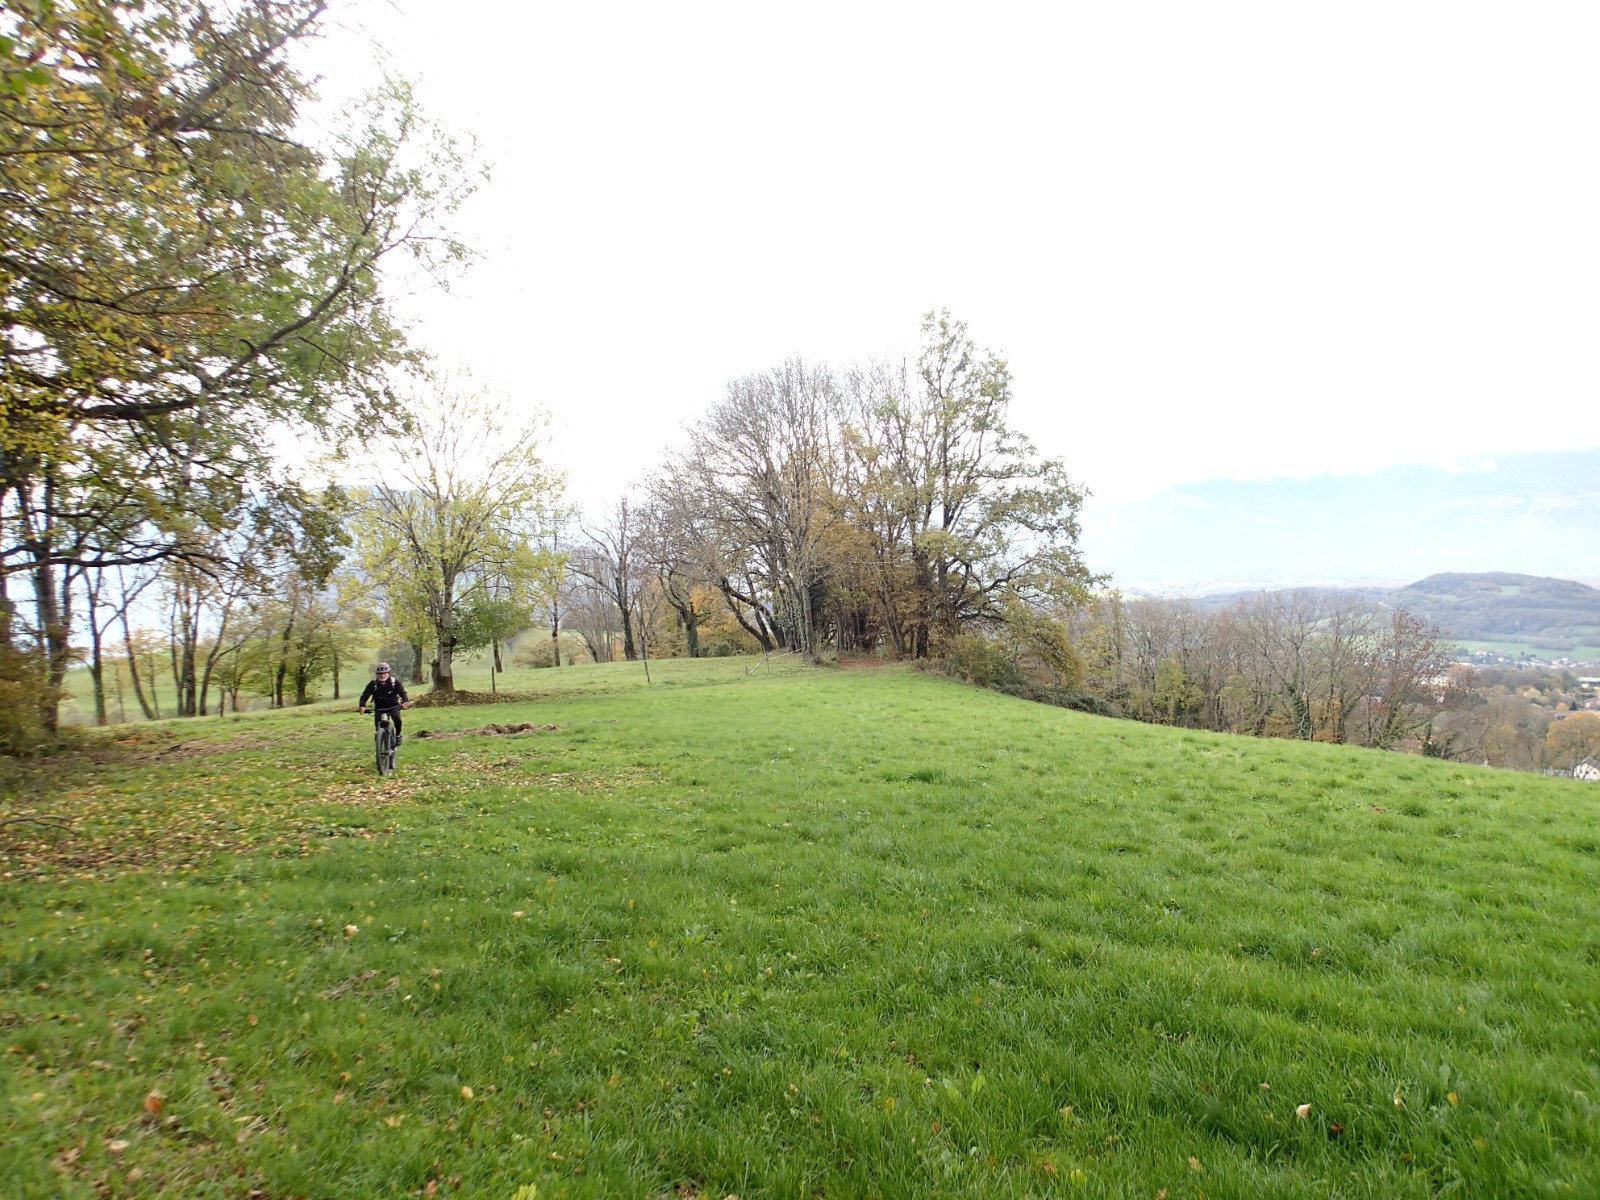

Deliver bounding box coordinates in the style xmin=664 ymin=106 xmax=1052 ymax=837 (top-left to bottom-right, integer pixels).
xmin=358 ymin=707 xmax=366 ymax=714
xmin=402 ymin=701 xmax=412 ymax=709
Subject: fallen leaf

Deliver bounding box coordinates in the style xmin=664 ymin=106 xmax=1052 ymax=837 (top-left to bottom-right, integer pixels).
xmin=1296 ymin=1103 xmax=1312 ymax=1119
xmin=461 ymin=1086 xmax=473 ymax=1100
xmin=344 ymin=925 xmax=359 ymax=938
xmin=1447 ymin=1091 xmax=1459 ymax=1106
xmin=106 ymin=1139 xmax=130 ymax=1153
xmin=143 ymin=1089 xmax=164 ymax=1114
xmin=1188 ymin=1156 xmax=1203 ymax=1173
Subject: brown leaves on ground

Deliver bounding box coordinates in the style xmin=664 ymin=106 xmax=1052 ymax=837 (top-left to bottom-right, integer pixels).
xmin=0 ymin=727 xmax=410 ymax=882
xmin=2 ymin=718 xmax=653 ymax=881
xmin=416 ymin=723 xmax=564 ymax=740
xmin=834 ymin=655 xmax=891 ymax=671
xmin=409 ymin=689 xmax=531 ymax=708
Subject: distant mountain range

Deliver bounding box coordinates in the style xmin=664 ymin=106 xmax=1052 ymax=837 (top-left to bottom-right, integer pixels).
xmin=1184 ymin=572 xmax=1600 ymax=655
xmin=1083 ymin=447 xmax=1600 ymax=591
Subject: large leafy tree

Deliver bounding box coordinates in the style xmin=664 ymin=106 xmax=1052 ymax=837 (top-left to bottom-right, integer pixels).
xmin=354 ymin=384 xmax=562 ymax=693
xmin=844 ymin=312 xmax=1094 ymax=656
xmin=0 ymin=0 xmax=476 ymax=724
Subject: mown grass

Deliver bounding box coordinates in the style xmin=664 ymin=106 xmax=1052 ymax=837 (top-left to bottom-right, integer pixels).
xmin=55 ymin=639 xmax=749 ymax=725
xmin=4 ymin=660 xmax=1599 ymax=1198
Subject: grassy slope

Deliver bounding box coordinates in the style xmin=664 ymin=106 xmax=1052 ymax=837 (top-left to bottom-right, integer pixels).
xmin=4 ymin=660 xmax=1599 ymax=1199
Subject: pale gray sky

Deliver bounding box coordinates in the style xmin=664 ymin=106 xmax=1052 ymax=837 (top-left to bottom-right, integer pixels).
xmin=301 ymin=1 xmax=1600 ymax=519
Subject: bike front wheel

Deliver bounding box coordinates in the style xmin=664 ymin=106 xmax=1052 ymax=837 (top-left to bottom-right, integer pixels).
xmin=375 ymin=726 xmax=391 ymax=775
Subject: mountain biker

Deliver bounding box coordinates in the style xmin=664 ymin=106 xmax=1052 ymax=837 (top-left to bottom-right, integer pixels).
xmin=358 ymin=662 xmax=412 ymax=744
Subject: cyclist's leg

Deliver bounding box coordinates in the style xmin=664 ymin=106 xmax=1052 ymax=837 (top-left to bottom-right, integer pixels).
xmin=393 ymin=712 xmax=403 ymax=743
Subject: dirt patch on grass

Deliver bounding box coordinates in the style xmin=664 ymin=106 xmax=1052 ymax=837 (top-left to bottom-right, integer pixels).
xmin=836 ymin=655 xmax=895 ymax=670
xmin=415 ymin=722 xmax=564 ymax=740
xmin=409 ymin=689 xmax=531 ymax=708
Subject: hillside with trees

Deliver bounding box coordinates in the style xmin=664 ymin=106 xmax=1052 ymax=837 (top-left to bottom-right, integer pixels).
xmin=1389 ymin=572 xmax=1600 ymax=650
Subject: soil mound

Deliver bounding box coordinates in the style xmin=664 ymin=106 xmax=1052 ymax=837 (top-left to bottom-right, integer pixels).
xmin=414 ymin=722 xmax=564 ymax=741
xmin=409 ymin=689 xmax=528 ymax=708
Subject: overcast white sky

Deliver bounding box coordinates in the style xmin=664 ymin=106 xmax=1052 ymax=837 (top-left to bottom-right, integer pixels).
xmin=299 ymin=1 xmax=1600 ymax=516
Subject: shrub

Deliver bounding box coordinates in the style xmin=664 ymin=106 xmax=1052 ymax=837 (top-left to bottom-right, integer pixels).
xmin=512 ymin=634 xmax=590 ymax=669
xmin=0 ymin=642 xmax=61 ymax=755
xmin=1001 ymin=682 xmax=1121 ymax=718
xmin=935 ymin=634 xmax=1026 ymax=690
xmin=513 ymin=639 xmax=559 ymax=669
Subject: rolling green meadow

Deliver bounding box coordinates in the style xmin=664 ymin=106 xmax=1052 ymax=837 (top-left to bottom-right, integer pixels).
xmin=4 ymin=660 xmax=1599 ymax=1198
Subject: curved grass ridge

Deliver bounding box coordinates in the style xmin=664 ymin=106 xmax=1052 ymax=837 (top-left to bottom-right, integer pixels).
xmin=3 ymin=660 xmax=1597 ymax=1197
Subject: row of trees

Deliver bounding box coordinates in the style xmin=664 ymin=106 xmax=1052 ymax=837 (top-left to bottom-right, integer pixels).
xmin=0 ymin=0 xmax=475 ymax=745
xmin=1064 ymin=590 xmax=1465 ymax=750
xmin=135 ymin=309 xmax=1096 ymax=712
xmin=565 ymin=312 xmax=1095 ymax=670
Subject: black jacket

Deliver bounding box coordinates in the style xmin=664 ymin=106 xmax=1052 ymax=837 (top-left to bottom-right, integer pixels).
xmin=359 ymin=676 xmax=409 ymax=710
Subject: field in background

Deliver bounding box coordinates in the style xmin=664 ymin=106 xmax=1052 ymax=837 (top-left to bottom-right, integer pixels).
xmin=55 ymin=636 xmax=665 ymax=726
xmin=1455 ymin=639 xmax=1600 ymax=665
xmin=6 ymin=660 xmax=1599 ymax=1198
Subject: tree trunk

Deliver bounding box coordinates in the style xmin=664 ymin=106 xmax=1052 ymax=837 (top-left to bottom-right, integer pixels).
xmin=432 ymin=632 xmax=457 ymax=692
xmin=34 ymin=556 xmax=68 ymax=732
xmin=86 ymin=578 xmax=107 ymax=726
xmin=409 ymin=641 xmax=424 ymax=684
xmin=619 ymin=603 xmax=637 ymax=661
xmin=274 ymin=612 xmax=295 ymax=708
xmin=551 ymin=620 xmax=561 ymax=667
xmin=120 ymin=609 xmax=156 ymax=721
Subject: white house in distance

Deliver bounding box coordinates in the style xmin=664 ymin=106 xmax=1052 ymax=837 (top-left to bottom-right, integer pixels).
xmin=1575 ymin=757 xmax=1600 ymax=782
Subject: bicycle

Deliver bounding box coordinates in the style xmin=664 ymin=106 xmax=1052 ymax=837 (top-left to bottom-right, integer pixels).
xmin=362 ymin=703 xmax=410 ymax=775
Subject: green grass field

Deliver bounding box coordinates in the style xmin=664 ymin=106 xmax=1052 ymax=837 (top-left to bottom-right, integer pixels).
xmin=5 ymin=659 xmax=1599 ymax=1198
xmin=1456 ymin=640 xmax=1600 ymax=665
xmin=57 ymin=639 xmax=591 ymax=726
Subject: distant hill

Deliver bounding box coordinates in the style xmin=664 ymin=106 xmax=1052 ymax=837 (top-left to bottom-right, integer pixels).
xmin=1391 ymin=572 xmax=1600 ymax=649
xmin=1179 ymin=572 xmax=1600 ymax=655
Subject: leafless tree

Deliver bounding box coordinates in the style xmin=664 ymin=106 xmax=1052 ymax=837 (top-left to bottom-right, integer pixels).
xmin=676 ymin=359 xmax=841 ymax=659
xmin=572 ymin=497 xmax=646 ymax=661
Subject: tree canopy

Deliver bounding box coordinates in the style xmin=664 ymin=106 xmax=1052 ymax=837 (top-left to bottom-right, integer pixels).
xmin=1 ymin=0 xmax=477 ymax=725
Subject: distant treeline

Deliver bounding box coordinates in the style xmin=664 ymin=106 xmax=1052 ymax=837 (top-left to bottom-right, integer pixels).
xmin=1048 ymin=590 xmax=1464 ymax=751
